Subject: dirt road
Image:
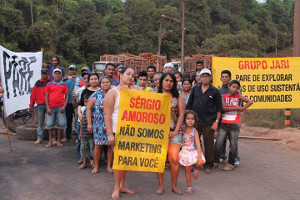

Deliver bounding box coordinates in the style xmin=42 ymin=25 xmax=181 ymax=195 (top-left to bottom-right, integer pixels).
xmin=1 ymin=133 xmax=300 ymax=200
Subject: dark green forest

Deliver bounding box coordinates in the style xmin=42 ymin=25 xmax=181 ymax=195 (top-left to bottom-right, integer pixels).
xmin=0 ymin=0 xmax=295 ymax=66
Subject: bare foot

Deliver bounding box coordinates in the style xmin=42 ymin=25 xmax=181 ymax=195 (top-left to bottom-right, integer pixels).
xmin=45 ymin=143 xmax=52 ymax=148
xmin=171 ymin=187 xmax=183 ymax=195
xmin=91 ymin=168 xmax=99 ymax=174
xmin=193 ymin=169 xmax=199 ymax=179
xmin=57 ymin=143 xmax=63 ymax=147
xmin=120 ymin=187 xmax=135 ymax=194
xmin=107 ymin=168 xmax=114 ymax=174
xmin=155 ymin=188 xmax=164 ymax=195
xmin=112 ymin=189 xmax=120 ymax=199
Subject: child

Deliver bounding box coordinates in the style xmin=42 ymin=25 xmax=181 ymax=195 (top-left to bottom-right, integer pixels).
xmin=214 ymin=80 xmax=253 ymax=171
xmin=79 ymin=94 xmax=95 ymax=169
xmin=178 ymin=110 xmax=205 ymax=194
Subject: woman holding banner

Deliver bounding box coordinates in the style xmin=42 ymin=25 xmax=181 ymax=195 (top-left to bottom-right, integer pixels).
xmin=156 ymin=73 xmax=185 ymax=195
xmin=86 ymin=76 xmax=113 ymax=174
xmin=103 ymin=67 xmax=141 ymax=199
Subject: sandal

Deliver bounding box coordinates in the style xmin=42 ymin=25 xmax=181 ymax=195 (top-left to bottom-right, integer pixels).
xmin=186 ymin=187 xmax=192 ymax=194
xmin=45 ymin=143 xmax=52 ymax=148
xmin=79 ymin=164 xmax=87 ymax=169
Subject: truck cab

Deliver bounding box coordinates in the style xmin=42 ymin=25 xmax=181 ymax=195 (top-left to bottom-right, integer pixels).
xmin=92 ymin=61 xmax=108 ymax=73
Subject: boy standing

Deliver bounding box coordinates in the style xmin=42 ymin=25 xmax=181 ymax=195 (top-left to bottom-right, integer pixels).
xmin=137 ymin=71 xmax=152 ymax=92
xmin=214 ymin=80 xmax=253 ymax=171
xmin=45 ymin=68 xmax=69 ymax=148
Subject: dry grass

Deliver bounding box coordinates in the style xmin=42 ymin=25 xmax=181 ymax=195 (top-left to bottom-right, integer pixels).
xmin=241 ymin=109 xmax=300 ymax=129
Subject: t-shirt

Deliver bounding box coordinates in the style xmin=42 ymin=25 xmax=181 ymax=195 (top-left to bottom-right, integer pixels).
xmin=65 ymin=79 xmax=75 ymax=104
xmin=45 ymin=80 xmax=68 ymax=108
xmin=79 ymin=89 xmax=95 ymax=106
xmin=221 ymin=93 xmax=241 ymax=124
xmin=47 ymin=64 xmax=65 ymax=80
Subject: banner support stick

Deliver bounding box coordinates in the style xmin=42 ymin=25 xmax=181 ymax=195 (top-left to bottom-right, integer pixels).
xmin=5 ymin=117 xmax=13 ymax=153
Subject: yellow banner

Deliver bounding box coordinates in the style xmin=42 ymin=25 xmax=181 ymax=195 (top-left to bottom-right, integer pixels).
xmin=212 ymin=57 xmax=300 ymax=109
xmin=113 ymin=89 xmax=171 ymax=172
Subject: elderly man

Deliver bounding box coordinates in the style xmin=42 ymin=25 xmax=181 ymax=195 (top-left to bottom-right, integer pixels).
xmin=163 ymin=63 xmax=174 ymax=73
xmin=187 ymin=68 xmax=222 ymax=174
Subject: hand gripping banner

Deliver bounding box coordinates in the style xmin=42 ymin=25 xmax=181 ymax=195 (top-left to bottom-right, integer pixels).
xmin=113 ymin=88 xmax=171 ymax=173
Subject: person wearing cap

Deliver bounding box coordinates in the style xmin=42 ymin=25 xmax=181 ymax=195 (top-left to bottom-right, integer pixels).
xmin=42 ymin=55 xmax=66 ymax=80
xmin=187 ymin=68 xmax=222 ymax=174
xmin=30 ymin=68 xmax=51 ymax=144
xmin=61 ymin=65 xmax=77 ymax=142
xmin=74 ymin=67 xmax=90 ymax=93
xmin=163 ymin=63 xmax=174 ymax=73
xmin=105 ymin=63 xmax=119 ymax=86
xmin=45 ymin=68 xmax=69 ymax=148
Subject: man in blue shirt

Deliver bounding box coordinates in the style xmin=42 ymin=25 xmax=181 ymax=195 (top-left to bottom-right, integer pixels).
xmin=105 ymin=63 xmax=119 ymax=86
xmin=42 ymin=55 xmax=66 ymax=80
xmin=61 ymin=64 xmax=77 ymax=142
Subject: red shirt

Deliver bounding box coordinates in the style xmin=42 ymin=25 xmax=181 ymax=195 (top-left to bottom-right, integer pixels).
xmin=45 ymin=80 xmax=68 ymax=108
xmin=221 ymin=93 xmax=241 ymax=124
xmin=30 ymin=78 xmax=51 ymax=107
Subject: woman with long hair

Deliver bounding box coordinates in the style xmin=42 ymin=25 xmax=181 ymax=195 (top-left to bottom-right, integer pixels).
xmin=86 ymin=76 xmax=113 ymax=174
xmin=156 ymin=73 xmax=185 ymax=195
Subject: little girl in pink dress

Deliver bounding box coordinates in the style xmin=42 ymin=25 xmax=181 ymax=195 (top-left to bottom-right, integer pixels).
xmin=178 ymin=110 xmax=205 ymax=194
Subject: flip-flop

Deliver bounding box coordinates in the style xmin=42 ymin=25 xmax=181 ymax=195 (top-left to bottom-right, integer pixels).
xmin=79 ymin=164 xmax=87 ymax=169
xmin=45 ymin=144 xmax=52 ymax=148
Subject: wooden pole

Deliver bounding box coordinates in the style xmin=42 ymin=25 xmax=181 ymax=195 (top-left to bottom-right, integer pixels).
xmin=5 ymin=117 xmax=13 ymax=153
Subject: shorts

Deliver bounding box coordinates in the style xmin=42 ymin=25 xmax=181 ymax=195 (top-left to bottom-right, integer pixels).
xmin=169 ymin=133 xmax=182 ymax=145
xmin=45 ymin=107 xmax=67 ymax=129
xmin=80 ymin=137 xmax=95 ymax=159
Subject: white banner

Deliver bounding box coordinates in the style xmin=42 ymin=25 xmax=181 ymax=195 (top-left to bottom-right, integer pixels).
xmin=0 ymin=46 xmax=43 ymax=116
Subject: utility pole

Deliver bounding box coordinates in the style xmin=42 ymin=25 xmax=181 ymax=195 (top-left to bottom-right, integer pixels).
xmin=293 ymin=0 xmax=300 ymax=57
xmin=181 ymin=0 xmax=186 ymax=72
xmin=286 ymin=0 xmax=300 ymax=126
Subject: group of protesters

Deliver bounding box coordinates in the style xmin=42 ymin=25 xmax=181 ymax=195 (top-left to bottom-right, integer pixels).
xmin=29 ymin=56 xmax=253 ymax=199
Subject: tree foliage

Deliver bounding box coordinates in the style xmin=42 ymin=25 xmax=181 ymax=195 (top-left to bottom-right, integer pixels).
xmin=0 ymin=0 xmax=294 ymax=66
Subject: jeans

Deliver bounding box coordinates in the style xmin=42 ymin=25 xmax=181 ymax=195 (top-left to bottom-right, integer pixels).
xmin=214 ymin=123 xmax=240 ymax=165
xmin=45 ymin=107 xmax=67 ymax=129
xmin=65 ymin=104 xmax=74 ymax=140
xmin=35 ymin=104 xmax=46 ymax=141
xmin=197 ymin=125 xmax=215 ymax=169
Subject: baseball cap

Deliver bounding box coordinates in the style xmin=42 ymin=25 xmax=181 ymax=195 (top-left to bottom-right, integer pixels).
xmin=41 ymin=68 xmax=49 ymax=74
xmin=200 ymin=68 xmax=211 ymax=76
xmin=53 ymin=68 xmax=62 ymax=74
xmin=69 ymin=64 xmax=77 ymax=70
xmin=81 ymin=66 xmax=90 ymax=72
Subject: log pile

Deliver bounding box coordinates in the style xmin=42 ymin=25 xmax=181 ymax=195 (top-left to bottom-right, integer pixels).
xmin=100 ymin=53 xmax=167 ymax=73
xmin=184 ymin=54 xmax=214 ymax=72
xmin=139 ymin=53 xmax=167 ymax=72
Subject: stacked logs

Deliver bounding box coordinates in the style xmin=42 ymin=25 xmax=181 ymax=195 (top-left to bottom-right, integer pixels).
xmin=100 ymin=53 xmax=167 ymax=73
xmin=184 ymin=54 xmax=214 ymax=72
xmin=139 ymin=53 xmax=167 ymax=72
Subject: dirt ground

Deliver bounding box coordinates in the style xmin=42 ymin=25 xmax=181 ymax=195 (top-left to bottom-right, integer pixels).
xmin=240 ymin=124 xmax=300 ymax=151
xmin=1 ymin=124 xmax=300 ymax=200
